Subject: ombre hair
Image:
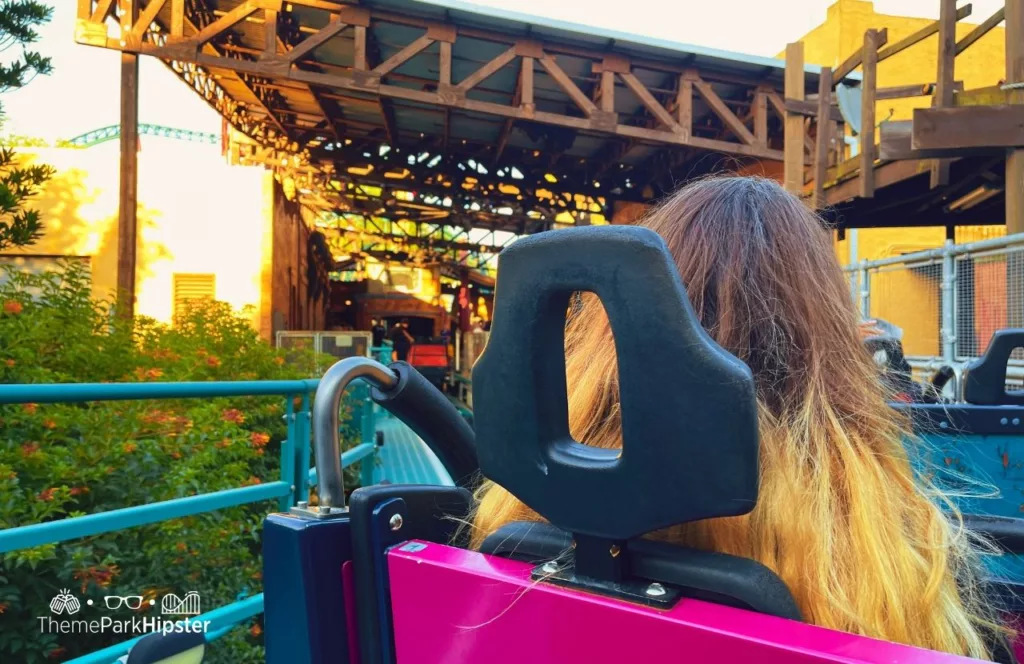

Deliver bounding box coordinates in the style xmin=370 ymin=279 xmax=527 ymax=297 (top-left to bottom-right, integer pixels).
xmin=471 ymin=176 xmax=1007 ymax=659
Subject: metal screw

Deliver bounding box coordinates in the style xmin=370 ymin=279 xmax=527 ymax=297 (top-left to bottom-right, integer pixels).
xmin=389 ymin=514 xmax=404 ymax=531
xmin=1002 ymin=418 xmax=1009 ymax=426
xmin=1014 ymin=418 xmax=1021 ymax=426
xmin=645 ymin=583 xmax=667 ymax=598
xmin=541 ymin=562 xmax=559 ymax=575
xmin=297 ymin=501 xmax=308 ymax=509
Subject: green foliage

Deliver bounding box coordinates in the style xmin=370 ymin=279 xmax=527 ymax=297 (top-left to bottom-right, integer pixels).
xmin=0 ymin=262 xmax=353 ymax=663
xmin=0 ymin=1 xmax=54 ymax=251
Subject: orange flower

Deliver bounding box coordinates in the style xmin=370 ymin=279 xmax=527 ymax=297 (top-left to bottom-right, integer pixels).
xmin=123 ymin=442 xmax=138 ymax=454
xmin=176 ymin=542 xmax=187 ymax=552
xmin=20 ymin=442 xmax=39 ymax=457
xmin=273 ymin=356 xmax=285 ymax=366
xmin=69 ymin=486 xmax=89 ymax=496
xmin=254 ymin=448 xmax=265 ymax=456
xmin=242 ymin=476 xmax=262 ymax=486
xmin=215 ymin=438 xmax=231 ymax=449
xmin=222 ymin=409 xmax=245 ymax=424
xmin=5 ymin=359 xmax=15 ymax=368
xmin=22 ymin=402 xmax=37 ymax=415
xmin=0 ymin=602 xmax=8 ymax=614
xmin=38 ymin=488 xmax=55 ymax=501
xmin=3 ymin=300 xmax=22 ymax=315
xmin=147 ymin=368 xmax=164 ymax=379
xmin=206 ymin=355 xmax=221 ymax=368
xmin=250 ymin=623 xmax=263 ymax=637
xmin=251 ymin=570 xmax=262 ymax=581
xmin=47 ymin=646 xmax=66 ymax=660
xmin=171 ymin=451 xmax=182 ymax=460
xmin=250 ymin=432 xmax=270 ymax=447
xmin=42 ymin=419 xmax=56 ymax=429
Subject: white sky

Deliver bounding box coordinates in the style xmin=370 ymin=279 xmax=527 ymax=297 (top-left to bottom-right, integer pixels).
xmin=0 ymin=0 xmax=1003 ymax=141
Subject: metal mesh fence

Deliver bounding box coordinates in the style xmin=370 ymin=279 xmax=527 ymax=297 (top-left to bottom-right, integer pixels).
xmin=844 ymin=234 xmax=1024 ymax=394
xmin=954 ymin=245 xmax=1024 ymax=361
xmin=867 ymin=261 xmax=943 ymax=357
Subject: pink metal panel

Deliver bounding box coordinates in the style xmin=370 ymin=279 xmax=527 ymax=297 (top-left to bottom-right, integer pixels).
xmin=388 ymin=541 xmax=984 ymax=664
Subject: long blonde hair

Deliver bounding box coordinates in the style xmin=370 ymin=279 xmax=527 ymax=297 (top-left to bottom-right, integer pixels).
xmin=471 ymin=176 xmax=1005 ymax=659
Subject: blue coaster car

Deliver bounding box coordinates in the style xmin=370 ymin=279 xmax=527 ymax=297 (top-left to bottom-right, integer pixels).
xmin=248 ymin=225 xmax=1024 ymax=664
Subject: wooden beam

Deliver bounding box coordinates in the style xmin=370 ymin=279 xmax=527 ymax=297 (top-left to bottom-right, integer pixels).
xmin=353 ymin=25 xmax=367 ymax=70
xmin=859 ymin=29 xmax=879 ymax=198
xmin=264 ymin=8 xmax=278 ymax=56
xmin=813 ymin=67 xmax=832 ymax=209
xmin=372 ymin=34 xmax=434 ymax=77
xmin=784 ymin=98 xmax=843 ymax=122
xmin=931 ymin=0 xmax=957 ymax=188
xmin=694 ymin=79 xmax=755 ymax=145
xmin=876 ymin=4 xmax=972 ymax=63
xmin=827 ymin=158 xmax=934 ymax=206
xmin=456 ymin=46 xmax=517 ymax=93
xmin=439 ymin=41 xmax=452 ymax=86
xmin=784 ymin=42 xmax=805 ymax=194
xmin=285 ymin=16 xmax=348 ymax=63
xmin=170 ymin=0 xmax=184 ymax=38
xmin=599 ymin=70 xmax=615 ymax=113
xmin=621 ymin=71 xmax=683 ymax=134
xmin=193 ymin=0 xmax=262 ymax=47
xmin=833 ymin=28 xmax=887 ymax=85
xmin=676 ymin=72 xmax=694 ymax=139
xmin=754 ymin=89 xmax=768 ymax=146
xmin=956 ymin=7 xmax=1005 ymax=56
xmin=130 ymin=0 xmax=168 ymax=42
xmin=118 ymin=1 xmax=139 ymax=318
xmin=880 ymin=120 xmax=1005 ymax=159
xmin=538 ymin=54 xmax=598 ymax=117
xmin=875 ymin=81 xmax=962 ymax=99
xmin=912 ymin=106 xmax=1024 ymax=149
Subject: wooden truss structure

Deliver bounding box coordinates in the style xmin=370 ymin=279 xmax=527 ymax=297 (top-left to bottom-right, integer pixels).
xmin=74 ymin=0 xmax=813 ymax=235
xmin=784 ymin=0 xmax=1023 ymax=232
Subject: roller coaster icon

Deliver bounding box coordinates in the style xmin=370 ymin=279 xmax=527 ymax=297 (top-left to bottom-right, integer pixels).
xmin=160 ymin=591 xmax=201 ymax=616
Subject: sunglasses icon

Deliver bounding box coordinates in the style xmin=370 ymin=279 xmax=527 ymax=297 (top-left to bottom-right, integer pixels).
xmin=104 ymin=596 xmax=149 ymax=610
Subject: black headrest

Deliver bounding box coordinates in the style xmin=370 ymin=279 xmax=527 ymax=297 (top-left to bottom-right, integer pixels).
xmin=472 ymin=226 xmax=760 ymax=541
xmin=964 ymin=329 xmax=1024 ymax=406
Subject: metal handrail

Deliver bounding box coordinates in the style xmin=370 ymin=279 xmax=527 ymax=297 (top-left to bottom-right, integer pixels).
xmin=0 ymin=377 xmax=383 ymax=663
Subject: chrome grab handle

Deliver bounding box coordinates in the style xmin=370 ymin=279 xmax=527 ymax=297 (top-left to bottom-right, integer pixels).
xmin=309 ymin=357 xmax=397 ymax=515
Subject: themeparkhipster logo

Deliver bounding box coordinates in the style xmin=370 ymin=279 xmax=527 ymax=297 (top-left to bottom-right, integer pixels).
xmin=38 ymin=589 xmax=211 ymax=637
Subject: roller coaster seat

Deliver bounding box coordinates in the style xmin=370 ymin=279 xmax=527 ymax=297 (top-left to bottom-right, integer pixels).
xmin=261 ymin=226 xmax=1024 ymax=664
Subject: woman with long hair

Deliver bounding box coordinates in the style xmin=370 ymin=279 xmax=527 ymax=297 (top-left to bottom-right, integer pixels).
xmin=470 ymin=176 xmax=1009 ymax=660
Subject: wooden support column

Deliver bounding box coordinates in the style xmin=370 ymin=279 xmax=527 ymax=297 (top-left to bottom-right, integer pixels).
xmin=859 ymin=29 xmax=879 ymax=198
xmin=784 ymin=42 xmax=805 ymax=195
xmin=931 ymin=0 xmax=957 ymax=188
xmin=813 ymin=67 xmax=833 ymax=209
xmin=117 ymin=0 xmax=140 ymax=318
xmin=1008 ymin=0 xmax=1024 ymax=235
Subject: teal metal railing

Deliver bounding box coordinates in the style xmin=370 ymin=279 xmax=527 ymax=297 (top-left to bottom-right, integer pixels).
xmin=0 ymin=368 xmax=387 ymax=663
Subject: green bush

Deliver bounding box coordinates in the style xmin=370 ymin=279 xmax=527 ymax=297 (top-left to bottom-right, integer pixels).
xmin=0 ymin=262 xmax=356 ymax=663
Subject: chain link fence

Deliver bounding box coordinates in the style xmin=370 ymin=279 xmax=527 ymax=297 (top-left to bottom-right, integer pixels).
xmin=844 ymin=233 xmax=1024 ymax=387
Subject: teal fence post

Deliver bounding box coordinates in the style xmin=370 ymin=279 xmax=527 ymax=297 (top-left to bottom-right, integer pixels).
xmin=360 ymin=448 xmax=376 ymax=487
xmin=279 ymin=394 xmax=296 ymax=510
xmin=295 ymin=393 xmax=312 ymax=503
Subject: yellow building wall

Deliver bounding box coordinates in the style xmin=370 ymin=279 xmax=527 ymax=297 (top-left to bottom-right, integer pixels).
xmin=4 ymin=138 xmax=271 ymax=333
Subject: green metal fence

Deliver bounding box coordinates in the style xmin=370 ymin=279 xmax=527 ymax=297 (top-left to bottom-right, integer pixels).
xmin=0 ymin=375 xmax=382 ymax=663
